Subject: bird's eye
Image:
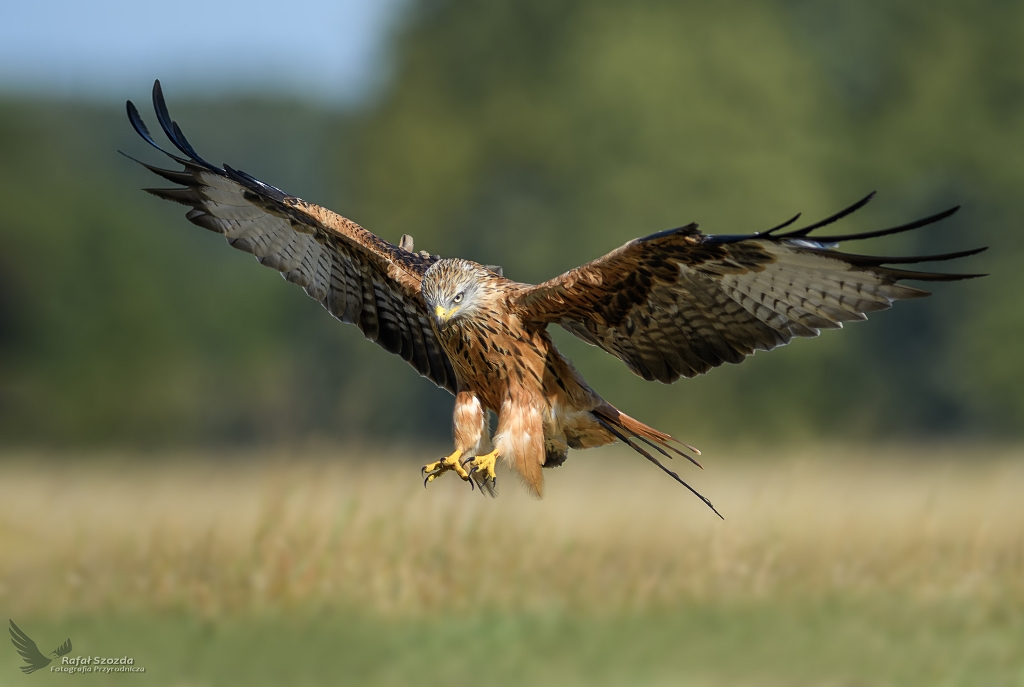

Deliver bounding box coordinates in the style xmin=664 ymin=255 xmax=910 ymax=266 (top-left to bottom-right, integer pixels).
xmin=453 ymin=292 xmax=464 ymax=304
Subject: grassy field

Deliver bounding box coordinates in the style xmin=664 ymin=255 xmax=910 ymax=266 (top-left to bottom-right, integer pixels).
xmin=0 ymin=445 xmax=1022 ymax=685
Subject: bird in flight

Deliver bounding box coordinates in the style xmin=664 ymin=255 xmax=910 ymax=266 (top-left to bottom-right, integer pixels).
xmin=124 ymin=81 xmax=984 ymax=516
xmin=9 ymin=620 xmax=72 ymax=674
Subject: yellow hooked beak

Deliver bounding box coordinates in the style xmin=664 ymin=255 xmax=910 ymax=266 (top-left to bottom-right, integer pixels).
xmin=435 ymin=305 xmax=459 ymax=322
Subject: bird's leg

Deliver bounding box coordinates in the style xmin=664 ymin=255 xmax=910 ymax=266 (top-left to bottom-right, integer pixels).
xmin=422 ymin=449 xmax=472 ymax=487
xmin=467 ymin=449 xmax=500 ymax=495
xmin=421 ymin=392 xmax=486 ymax=491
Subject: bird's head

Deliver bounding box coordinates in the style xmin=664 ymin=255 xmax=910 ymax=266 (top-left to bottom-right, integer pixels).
xmin=422 ymin=258 xmax=498 ymax=329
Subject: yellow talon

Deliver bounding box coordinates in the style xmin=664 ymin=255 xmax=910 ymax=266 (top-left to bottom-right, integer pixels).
xmin=422 ymin=449 xmax=470 ymax=486
xmin=468 ymin=449 xmax=499 ymax=482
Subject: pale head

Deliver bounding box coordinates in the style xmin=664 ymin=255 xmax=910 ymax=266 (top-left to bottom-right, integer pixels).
xmin=422 ymin=258 xmax=497 ymax=329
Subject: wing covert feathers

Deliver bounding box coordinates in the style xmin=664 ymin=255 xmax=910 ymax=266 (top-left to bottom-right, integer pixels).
xmin=125 ymin=81 xmax=457 ymax=393
xmin=516 ymin=195 xmax=985 ymax=383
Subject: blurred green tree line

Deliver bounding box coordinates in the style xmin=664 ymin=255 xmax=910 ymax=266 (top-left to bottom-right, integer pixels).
xmin=0 ymin=0 xmax=1019 ymax=448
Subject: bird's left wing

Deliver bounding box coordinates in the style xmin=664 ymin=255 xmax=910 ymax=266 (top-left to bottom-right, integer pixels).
xmin=9 ymin=620 xmax=51 ymax=674
xmin=513 ymin=193 xmax=985 ymax=383
xmin=124 ymin=81 xmax=457 ymax=393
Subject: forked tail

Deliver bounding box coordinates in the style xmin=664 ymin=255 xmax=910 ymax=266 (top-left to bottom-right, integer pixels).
xmin=591 ymin=405 xmax=723 ymax=519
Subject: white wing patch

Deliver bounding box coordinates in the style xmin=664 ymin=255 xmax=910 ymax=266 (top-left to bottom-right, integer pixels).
xmin=709 ymin=242 xmax=927 ymax=338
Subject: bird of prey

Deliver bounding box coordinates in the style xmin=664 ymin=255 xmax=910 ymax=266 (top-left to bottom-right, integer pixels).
xmin=124 ymin=81 xmax=983 ymax=515
xmin=9 ymin=620 xmax=72 ymax=674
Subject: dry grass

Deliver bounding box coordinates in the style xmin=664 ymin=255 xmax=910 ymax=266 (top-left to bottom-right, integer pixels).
xmin=1 ymin=445 xmax=1022 ymax=618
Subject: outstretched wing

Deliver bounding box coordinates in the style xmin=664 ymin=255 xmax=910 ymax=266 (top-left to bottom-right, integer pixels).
xmin=9 ymin=620 xmax=52 ymax=674
xmin=124 ymin=81 xmax=457 ymax=393
xmin=52 ymin=638 xmax=72 ymax=657
xmin=515 ymin=193 xmax=985 ymax=383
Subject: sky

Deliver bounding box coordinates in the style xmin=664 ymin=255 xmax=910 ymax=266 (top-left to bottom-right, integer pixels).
xmin=0 ymin=0 xmax=406 ymax=104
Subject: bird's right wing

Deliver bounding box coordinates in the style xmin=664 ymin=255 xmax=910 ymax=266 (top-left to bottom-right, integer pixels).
xmin=124 ymin=81 xmax=457 ymax=393
xmin=514 ymin=194 xmax=984 ymax=383
xmin=52 ymin=638 xmax=72 ymax=657
xmin=9 ymin=620 xmax=51 ymax=674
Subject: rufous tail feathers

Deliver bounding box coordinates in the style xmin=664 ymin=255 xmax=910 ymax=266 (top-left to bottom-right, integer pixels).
xmin=591 ymin=405 xmax=722 ymax=519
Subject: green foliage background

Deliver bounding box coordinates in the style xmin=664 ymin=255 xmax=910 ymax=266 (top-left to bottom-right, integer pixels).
xmin=0 ymin=0 xmax=1019 ymax=447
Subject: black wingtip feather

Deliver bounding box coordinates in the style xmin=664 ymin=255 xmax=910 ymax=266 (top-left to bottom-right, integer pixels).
xmin=879 ymin=267 xmax=988 ymax=282
xmin=824 ymin=245 xmax=988 ymax=268
xmin=144 ymin=187 xmax=204 ymax=205
xmin=807 ymin=205 xmax=961 ymax=243
xmin=151 ymin=80 xmax=177 ymax=150
xmin=126 ymin=100 xmax=187 ymax=162
xmin=223 ymin=164 xmax=289 ymax=201
xmin=118 ymin=150 xmax=199 ymax=186
xmin=781 ymin=191 xmax=876 ymax=238
xmin=150 ymin=80 xmax=216 ymax=169
xmin=760 ymin=212 xmax=802 ymax=236
xmin=172 ymin=121 xmax=212 ymax=167
xmin=709 ymin=198 xmax=975 ymax=276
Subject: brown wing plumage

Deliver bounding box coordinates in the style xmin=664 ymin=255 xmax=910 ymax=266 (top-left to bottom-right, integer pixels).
xmin=514 ymin=193 xmax=985 ymax=383
xmin=125 ymin=81 xmax=457 ymax=393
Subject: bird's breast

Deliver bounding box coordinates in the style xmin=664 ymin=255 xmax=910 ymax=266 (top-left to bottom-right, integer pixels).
xmin=439 ymin=317 xmax=547 ymax=404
